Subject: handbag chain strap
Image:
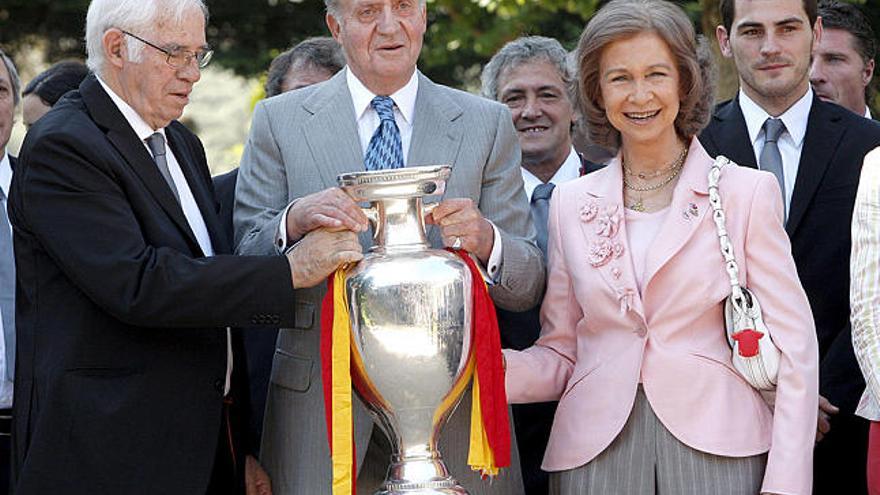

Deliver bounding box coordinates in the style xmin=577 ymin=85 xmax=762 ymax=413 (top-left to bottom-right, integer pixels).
xmin=707 ymin=156 xmax=747 ymax=305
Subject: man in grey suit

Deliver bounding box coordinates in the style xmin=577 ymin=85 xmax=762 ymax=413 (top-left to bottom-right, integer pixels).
xmin=233 ymin=0 xmax=543 ymax=493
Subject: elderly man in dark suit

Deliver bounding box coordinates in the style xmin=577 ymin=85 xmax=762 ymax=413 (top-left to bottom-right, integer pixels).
xmin=234 ymin=0 xmax=544 ymax=493
xmin=699 ymin=0 xmax=880 ymax=493
xmin=8 ymin=1 xmax=362 ymax=494
xmin=0 ymin=47 xmax=20 ymax=495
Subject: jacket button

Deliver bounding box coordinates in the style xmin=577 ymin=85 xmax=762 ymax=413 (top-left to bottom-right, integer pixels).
xmin=634 ymin=327 xmax=647 ymax=337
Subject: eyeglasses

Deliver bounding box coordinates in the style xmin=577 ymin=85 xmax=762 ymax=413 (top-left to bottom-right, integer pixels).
xmin=121 ymin=30 xmax=214 ymax=69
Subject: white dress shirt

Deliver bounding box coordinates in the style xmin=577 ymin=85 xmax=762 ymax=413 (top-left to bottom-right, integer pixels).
xmin=278 ymin=68 xmax=505 ymax=279
xmin=851 ymin=147 xmax=880 ymax=421
xmin=738 ymin=88 xmax=813 ymax=219
xmin=866 ymin=107 xmax=873 ymax=120
xmin=0 ymin=151 xmax=14 ymax=408
xmin=521 ymin=146 xmax=582 ymax=201
xmin=97 ymin=78 xmax=232 ymax=395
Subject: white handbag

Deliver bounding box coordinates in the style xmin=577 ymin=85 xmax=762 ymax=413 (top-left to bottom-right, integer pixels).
xmin=708 ymin=156 xmax=781 ymax=390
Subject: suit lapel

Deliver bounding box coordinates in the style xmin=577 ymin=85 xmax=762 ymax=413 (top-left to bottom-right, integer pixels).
xmin=81 ymin=76 xmax=201 ymax=252
xmin=407 ymin=73 xmax=464 ymax=170
xmin=302 ymin=71 xmax=370 ymax=189
xmin=165 ymin=125 xmax=229 ymax=255
xmin=642 ymin=139 xmax=712 ymax=292
xmin=706 ymin=98 xmax=758 ymax=169
xmin=579 ymin=161 xmax=645 ymax=320
xmin=786 ymin=97 xmax=844 ymax=236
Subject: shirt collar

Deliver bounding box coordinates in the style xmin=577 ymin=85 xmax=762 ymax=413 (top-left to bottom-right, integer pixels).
xmin=738 ymin=87 xmax=813 ymax=148
xmin=0 ymin=152 xmax=10 ymax=199
xmin=96 ymin=76 xmax=168 ymax=144
xmin=346 ymin=67 xmax=419 ymax=125
xmin=521 ymin=146 xmax=581 ymax=200
xmin=866 ymin=106 xmax=873 ymax=119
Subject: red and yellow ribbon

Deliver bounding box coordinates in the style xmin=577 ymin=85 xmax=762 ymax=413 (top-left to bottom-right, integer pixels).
xmin=320 ymin=270 xmax=356 ymax=495
xmin=450 ymin=249 xmax=511 ymax=477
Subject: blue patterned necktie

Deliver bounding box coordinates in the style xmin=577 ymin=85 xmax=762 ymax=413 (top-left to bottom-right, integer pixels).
xmin=364 ymin=96 xmax=404 ymax=171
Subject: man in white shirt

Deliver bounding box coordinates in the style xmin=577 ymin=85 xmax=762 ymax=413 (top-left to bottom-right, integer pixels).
xmin=479 ymin=35 xmax=603 ymax=495
xmin=699 ymin=0 xmax=880 ymax=493
xmin=0 ymin=47 xmax=20 ymax=495
xmin=8 ymin=1 xmax=361 ymax=494
xmin=234 ymin=1 xmax=543 ymax=494
xmin=810 ymin=0 xmax=875 ymax=119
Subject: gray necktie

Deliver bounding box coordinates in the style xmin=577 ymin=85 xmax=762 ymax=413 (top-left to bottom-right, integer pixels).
xmin=531 ymin=182 xmax=555 ymax=258
xmin=145 ymin=133 xmax=180 ymax=203
xmin=0 ymin=188 xmax=15 ymax=380
xmin=759 ymin=118 xmax=786 ymax=206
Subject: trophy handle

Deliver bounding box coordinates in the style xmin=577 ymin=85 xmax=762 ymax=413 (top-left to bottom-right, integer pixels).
xmin=361 ymin=205 xmax=380 ymax=230
xmin=422 ymin=202 xmax=492 ymax=282
xmin=422 ymin=202 xmax=439 ymax=219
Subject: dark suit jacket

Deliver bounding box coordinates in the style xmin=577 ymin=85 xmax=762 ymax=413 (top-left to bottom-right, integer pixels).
xmin=699 ymin=96 xmax=880 ymax=414
xmin=212 ymin=168 xmax=277 ymax=457
xmin=8 ymin=75 xmax=296 ymax=495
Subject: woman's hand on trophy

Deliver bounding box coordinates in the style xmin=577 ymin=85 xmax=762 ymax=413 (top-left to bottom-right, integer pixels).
xmin=426 ymin=198 xmax=494 ymax=264
xmin=286 ymin=187 xmax=369 ymax=241
xmin=287 ymin=228 xmax=364 ymax=289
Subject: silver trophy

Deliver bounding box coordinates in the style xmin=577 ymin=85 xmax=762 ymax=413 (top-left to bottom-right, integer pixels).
xmin=339 ymin=165 xmax=473 ymax=495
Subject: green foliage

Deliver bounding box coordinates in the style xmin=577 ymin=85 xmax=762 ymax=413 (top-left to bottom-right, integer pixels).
xmin=2 ymin=0 xmax=879 ymax=94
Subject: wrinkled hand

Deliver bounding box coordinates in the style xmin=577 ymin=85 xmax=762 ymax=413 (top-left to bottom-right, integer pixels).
xmin=426 ymin=198 xmax=494 ymax=264
xmin=245 ymin=455 xmax=272 ymax=495
xmin=287 ymin=228 xmax=363 ymax=289
xmin=816 ymin=394 xmax=839 ymax=443
xmin=286 ymin=187 xmax=368 ymax=241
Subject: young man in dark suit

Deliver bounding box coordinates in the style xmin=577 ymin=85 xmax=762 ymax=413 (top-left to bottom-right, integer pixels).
xmin=8 ymin=1 xmax=362 ymax=493
xmin=699 ymin=0 xmax=880 ymax=492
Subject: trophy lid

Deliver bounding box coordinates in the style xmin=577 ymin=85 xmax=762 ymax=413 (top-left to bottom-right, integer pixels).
xmin=338 ymin=165 xmax=451 ymax=202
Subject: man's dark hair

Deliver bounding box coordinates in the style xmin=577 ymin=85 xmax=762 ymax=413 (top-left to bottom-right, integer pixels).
xmin=720 ymin=0 xmax=818 ymax=33
xmin=264 ymin=37 xmax=345 ymax=98
xmin=818 ymin=0 xmax=876 ymax=63
xmin=23 ymin=60 xmax=90 ymax=107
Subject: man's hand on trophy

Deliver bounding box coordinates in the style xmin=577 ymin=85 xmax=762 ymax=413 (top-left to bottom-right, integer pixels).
xmin=427 ymin=198 xmax=494 ymax=264
xmin=287 ymin=228 xmax=364 ymax=289
xmin=286 ymin=187 xmax=369 ymax=241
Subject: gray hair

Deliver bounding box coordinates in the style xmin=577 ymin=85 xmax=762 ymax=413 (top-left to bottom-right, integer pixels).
xmin=480 ymin=36 xmax=575 ymax=103
xmin=0 ymin=48 xmax=20 ymax=108
xmin=265 ymin=37 xmax=345 ymax=98
xmin=85 ymin=0 xmax=208 ymax=75
xmin=576 ymin=0 xmax=716 ymax=151
xmin=324 ymin=0 xmax=425 ymax=18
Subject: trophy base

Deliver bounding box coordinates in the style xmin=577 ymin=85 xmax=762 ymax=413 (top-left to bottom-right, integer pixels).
xmin=375 ymin=482 xmax=468 ymax=495
xmin=375 ymin=456 xmax=470 ymax=495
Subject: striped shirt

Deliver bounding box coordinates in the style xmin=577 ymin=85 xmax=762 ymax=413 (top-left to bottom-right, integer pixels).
xmin=852 ymin=146 xmax=880 ymax=420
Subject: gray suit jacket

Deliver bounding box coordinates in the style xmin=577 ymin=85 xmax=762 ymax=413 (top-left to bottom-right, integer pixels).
xmin=234 ymin=70 xmax=542 ymax=494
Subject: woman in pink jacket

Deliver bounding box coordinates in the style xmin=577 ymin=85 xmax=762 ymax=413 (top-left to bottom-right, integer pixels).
xmin=503 ymin=1 xmax=819 ymax=494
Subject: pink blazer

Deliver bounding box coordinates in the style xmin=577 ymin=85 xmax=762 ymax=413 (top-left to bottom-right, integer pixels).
xmin=505 ymin=138 xmax=819 ymax=495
